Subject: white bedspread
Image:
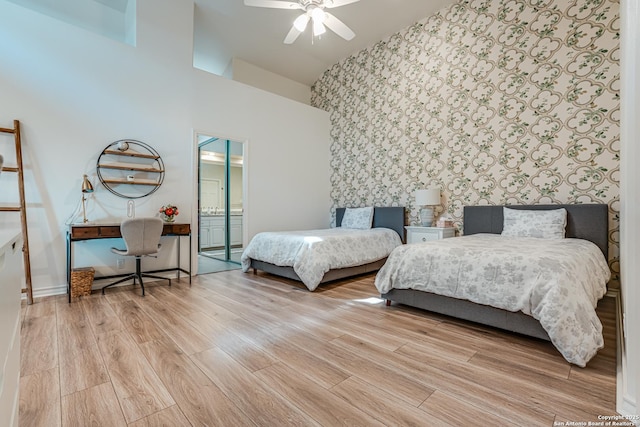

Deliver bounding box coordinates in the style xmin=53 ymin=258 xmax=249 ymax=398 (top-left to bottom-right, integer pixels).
xmin=375 ymin=234 xmax=610 ymax=366
xmin=241 ymin=227 xmax=402 ymax=291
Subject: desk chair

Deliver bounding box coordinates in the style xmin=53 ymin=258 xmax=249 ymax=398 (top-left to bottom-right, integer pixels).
xmin=101 ymin=217 xmax=171 ymax=296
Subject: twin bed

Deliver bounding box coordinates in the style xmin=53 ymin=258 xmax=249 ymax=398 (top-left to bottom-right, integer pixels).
xmin=242 ymin=204 xmax=611 ymax=366
xmin=241 ymin=206 xmax=405 ymax=291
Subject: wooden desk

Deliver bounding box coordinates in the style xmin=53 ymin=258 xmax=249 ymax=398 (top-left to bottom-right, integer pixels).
xmin=66 ymin=222 xmax=191 ymax=302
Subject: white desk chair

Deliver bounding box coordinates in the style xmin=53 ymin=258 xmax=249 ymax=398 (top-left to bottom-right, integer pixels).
xmin=101 ymin=217 xmax=171 ymax=296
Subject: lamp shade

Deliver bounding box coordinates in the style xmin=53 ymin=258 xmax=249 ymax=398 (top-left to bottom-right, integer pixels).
xmin=82 ymin=174 xmax=94 ymax=193
xmin=415 ymin=188 xmax=440 ymax=206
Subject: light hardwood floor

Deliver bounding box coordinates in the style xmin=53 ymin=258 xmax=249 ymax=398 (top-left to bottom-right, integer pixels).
xmin=19 ymin=270 xmax=617 ymax=426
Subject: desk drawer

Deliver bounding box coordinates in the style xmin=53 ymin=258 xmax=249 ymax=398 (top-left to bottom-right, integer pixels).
xmin=71 ymin=227 xmax=100 ymax=239
xmin=99 ymin=227 xmax=121 ymax=238
xmin=71 ymin=226 xmax=121 ymax=239
xmin=164 ymin=224 xmax=190 ymax=235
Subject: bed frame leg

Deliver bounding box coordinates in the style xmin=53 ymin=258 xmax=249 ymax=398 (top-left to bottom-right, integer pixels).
xmin=252 ymin=268 xmax=257 ymax=275
xmin=386 ymin=299 xmax=391 ymax=306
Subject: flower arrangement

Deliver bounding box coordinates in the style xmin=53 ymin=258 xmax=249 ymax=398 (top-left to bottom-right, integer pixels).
xmin=159 ymin=204 xmax=179 ymax=222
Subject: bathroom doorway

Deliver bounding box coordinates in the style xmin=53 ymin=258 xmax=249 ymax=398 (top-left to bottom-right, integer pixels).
xmin=197 ymin=134 xmax=245 ymax=274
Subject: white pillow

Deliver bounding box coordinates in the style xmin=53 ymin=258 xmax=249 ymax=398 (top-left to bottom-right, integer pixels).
xmin=341 ymin=207 xmax=374 ymax=229
xmin=501 ymin=207 xmax=567 ymax=239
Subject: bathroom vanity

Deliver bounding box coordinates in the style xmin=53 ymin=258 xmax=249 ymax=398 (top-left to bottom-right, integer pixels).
xmin=200 ymin=212 xmax=243 ymax=250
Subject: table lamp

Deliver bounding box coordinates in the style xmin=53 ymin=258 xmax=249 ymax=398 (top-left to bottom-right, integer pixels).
xmin=81 ymin=174 xmax=94 ymax=223
xmin=415 ymin=188 xmax=440 ymax=227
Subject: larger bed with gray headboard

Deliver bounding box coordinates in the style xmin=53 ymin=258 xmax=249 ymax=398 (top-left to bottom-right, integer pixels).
xmin=376 ymin=204 xmax=610 ymax=366
xmin=241 ymin=206 xmax=405 ymax=291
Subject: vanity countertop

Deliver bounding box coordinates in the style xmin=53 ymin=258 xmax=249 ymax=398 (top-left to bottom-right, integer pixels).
xmin=200 ymin=213 xmax=243 ymax=217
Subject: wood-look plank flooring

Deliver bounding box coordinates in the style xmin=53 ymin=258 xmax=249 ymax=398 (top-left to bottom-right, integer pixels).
xmin=19 ymin=270 xmax=618 ymax=426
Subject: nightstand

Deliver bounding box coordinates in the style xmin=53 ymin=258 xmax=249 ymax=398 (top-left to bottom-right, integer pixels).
xmin=405 ymin=226 xmax=455 ymax=244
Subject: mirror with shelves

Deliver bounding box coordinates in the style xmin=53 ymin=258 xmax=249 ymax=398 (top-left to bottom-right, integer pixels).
xmin=96 ymin=140 xmax=164 ymax=198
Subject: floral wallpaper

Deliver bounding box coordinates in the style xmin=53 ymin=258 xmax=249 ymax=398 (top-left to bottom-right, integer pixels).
xmin=311 ymin=0 xmax=620 ymax=284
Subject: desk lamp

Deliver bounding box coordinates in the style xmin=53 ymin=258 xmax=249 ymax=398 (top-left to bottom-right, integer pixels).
xmin=81 ymin=174 xmax=94 ymax=223
xmin=415 ymin=188 xmax=440 ymax=227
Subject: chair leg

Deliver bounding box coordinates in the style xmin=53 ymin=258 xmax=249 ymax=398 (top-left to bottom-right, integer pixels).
xmin=103 ymin=256 xmax=170 ymax=297
xmin=101 ymin=273 xmax=138 ymax=295
xmin=140 ymin=273 xmax=171 ymax=287
xmin=136 ymin=257 xmax=171 ymax=292
xmin=136 ymin=258 xmax=145 ymax=296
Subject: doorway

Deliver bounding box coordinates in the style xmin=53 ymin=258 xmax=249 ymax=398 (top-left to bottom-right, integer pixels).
xmin=197 ymin=134 xmax=244 ymax=274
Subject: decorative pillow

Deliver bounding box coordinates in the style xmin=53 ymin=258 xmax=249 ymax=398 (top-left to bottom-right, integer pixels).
xmin=341 ymin=207 xmax=374 ymax=229
xmin=501 ymin=207 xmax=567 ymax=239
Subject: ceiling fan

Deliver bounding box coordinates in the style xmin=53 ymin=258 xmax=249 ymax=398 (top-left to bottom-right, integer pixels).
xmin=244 ymin=0 xmax=359 ymax=44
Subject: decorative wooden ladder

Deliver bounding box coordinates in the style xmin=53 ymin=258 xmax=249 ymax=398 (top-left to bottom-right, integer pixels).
xmin=0 ymin=120 xmax=33 ymax=304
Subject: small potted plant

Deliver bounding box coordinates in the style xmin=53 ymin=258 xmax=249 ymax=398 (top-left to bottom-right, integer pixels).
xmin=159 ymin=204 xmax=179 ymax=222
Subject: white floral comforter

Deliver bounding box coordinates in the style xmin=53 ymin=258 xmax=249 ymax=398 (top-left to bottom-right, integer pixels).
xmin=241 ymin=227 xmax=402 ymax=291
xmin=375 ymin=234 xmax=610 ymax=367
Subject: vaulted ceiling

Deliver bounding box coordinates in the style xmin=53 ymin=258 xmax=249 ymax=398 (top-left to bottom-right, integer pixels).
xmin=8 ymin=0 xmax=456 ymax=87
xmin=193 ymin=0 xmax=456 ymax=86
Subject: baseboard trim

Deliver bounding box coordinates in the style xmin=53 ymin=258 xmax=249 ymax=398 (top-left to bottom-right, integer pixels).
xmin=22 ymin=271 xmax=186 ymax=300
xmin=26 ymin=284 xmax=67 ymax=299
xmin=612 ymin=288 xmax=638 ymax=423
xmin=618 ymin=394 xmax=638 ymax=425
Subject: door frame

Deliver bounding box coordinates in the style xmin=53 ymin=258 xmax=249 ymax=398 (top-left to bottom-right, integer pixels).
xmin=193 ymin=129 xmax=248 ymax=273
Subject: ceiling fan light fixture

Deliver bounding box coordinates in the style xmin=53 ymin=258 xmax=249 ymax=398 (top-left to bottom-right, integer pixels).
xmin=313 ymin=19 xmax=326 ymax=36
xmin=311 ymin=7 xmax=327 ymax=37
xmin=293 ymin=13 xmax=309 ymax=31
xmin=245 ymin=0 xmax=358 ymax=44
xmin=310 ymin=7 xmax=326 ymax=23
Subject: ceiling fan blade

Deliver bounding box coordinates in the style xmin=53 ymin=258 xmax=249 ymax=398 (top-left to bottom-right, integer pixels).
xmin=324 ymin=0 xmax=360 ymax=8
xmin=284 ymin=26 xmax=303 ymax=44
xmin=244 ymin=0 xmax=302 ymax=9
xmin=323 ymin=12 xmax=355 ymax=40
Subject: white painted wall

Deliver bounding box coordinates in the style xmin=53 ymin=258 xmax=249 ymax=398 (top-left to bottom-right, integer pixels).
xmin=0 ymin=0 xmax=330 ymax=297
xmin=619 ymin=0 xmax=640 ymax=418
xmin=4 ymin=0 xmax=135 ymax=45
xmin=229 ymin=58 xmax=311 ymax=105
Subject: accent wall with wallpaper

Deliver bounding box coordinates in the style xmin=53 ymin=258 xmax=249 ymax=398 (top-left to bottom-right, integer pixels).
xmin=311 ymin=0 xmax=620 ymax=284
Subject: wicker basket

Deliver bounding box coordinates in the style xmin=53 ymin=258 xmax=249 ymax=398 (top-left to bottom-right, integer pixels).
xmin=71 ymin=267 xmax=95 ymax=298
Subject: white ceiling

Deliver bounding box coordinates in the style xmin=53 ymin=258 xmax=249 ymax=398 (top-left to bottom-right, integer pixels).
xmin=193 ymin=0 xmax=456 ymax=86
xmin=8 ymin=0 xmax=456 ymax=87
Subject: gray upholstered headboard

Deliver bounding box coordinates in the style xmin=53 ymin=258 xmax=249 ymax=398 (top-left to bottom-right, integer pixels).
xmin=463 ymin=204 xmax=609 ymax=258
xmin=336 ymin=207 xmax=406 ymax=243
